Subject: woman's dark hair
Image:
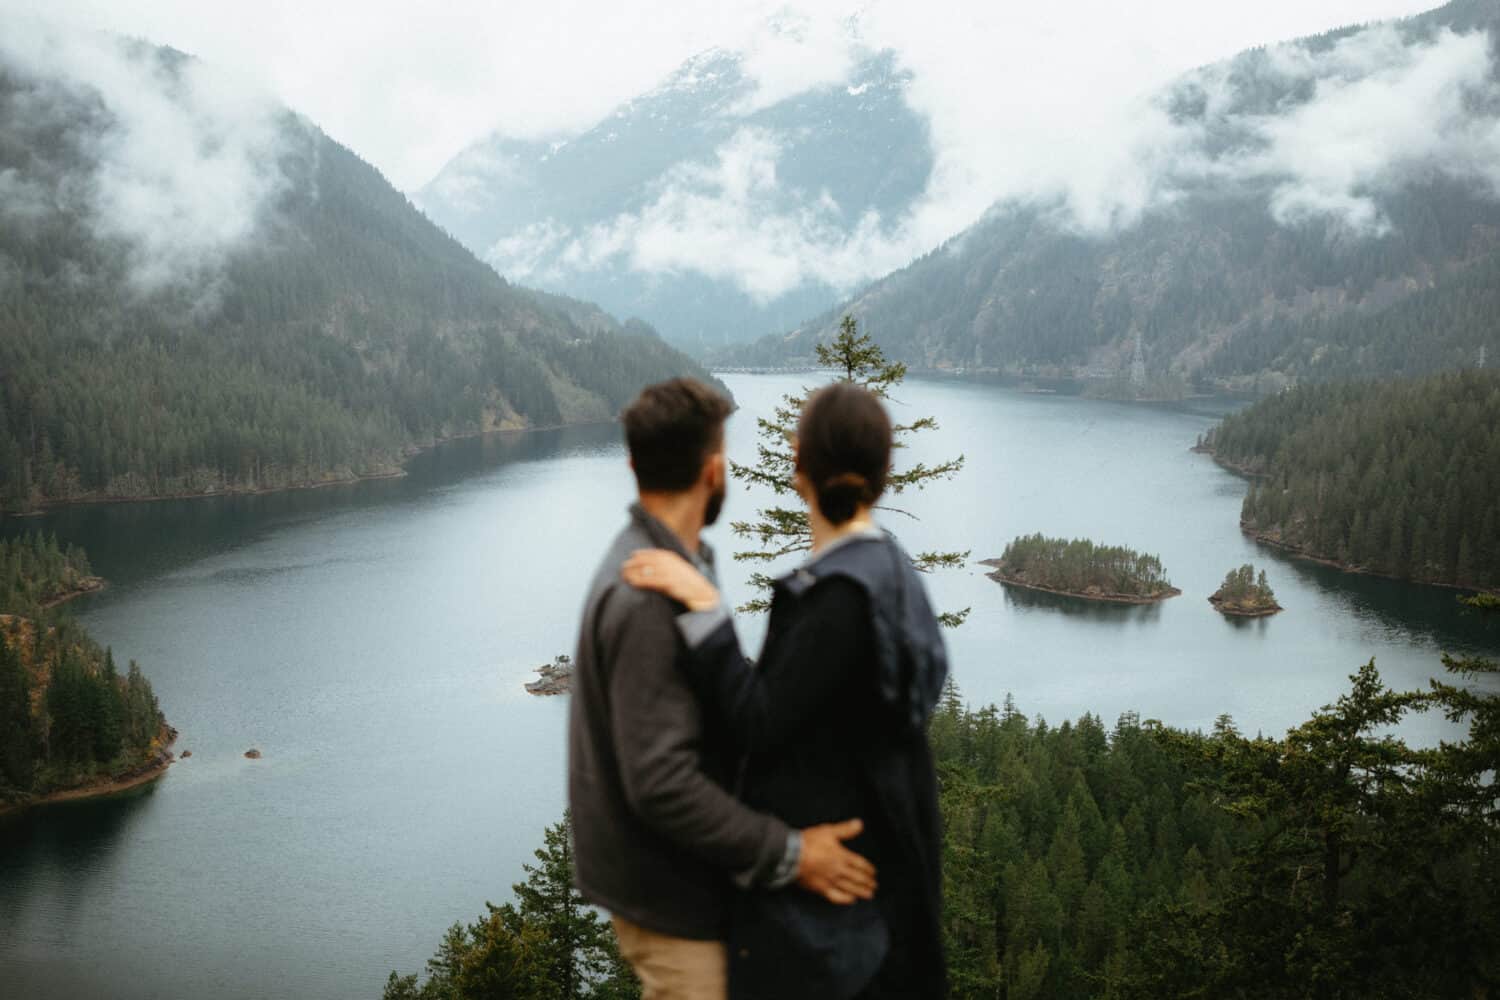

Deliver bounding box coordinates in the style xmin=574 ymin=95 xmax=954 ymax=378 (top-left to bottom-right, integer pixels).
xmin=796 ymin=382 xmax=892 ymax=525
xmin=621 ymin=377 xmax=733 ymax=492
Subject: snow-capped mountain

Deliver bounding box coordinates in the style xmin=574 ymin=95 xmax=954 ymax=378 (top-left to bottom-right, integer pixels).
xmin=415 ymin=46 xmax=933 ymax=350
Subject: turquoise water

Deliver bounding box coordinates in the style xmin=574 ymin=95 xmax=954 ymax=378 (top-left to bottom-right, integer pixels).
xmin=1 ymin=374 xmax=1494 ymax=999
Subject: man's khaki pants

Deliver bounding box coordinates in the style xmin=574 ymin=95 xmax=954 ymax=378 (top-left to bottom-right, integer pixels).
xmin=611 ymin=915 xmax=728 ymax=1000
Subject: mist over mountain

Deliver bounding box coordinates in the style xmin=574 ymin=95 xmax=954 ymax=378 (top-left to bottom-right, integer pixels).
xmin=0 ymin=22 xmax=714 ymax=512
xmin=415 ymin=39 xmax=934 ymax=350
xmin=723 ymin=0 xmax=1500 ymax=389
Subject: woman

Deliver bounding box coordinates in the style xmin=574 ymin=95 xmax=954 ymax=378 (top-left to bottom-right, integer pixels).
xmin=622 ymin=382 xmax=949 ymax=999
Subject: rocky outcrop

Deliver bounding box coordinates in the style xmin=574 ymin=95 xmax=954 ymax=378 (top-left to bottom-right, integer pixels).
xmin=525 ymin=655 xmax=573 ymax=696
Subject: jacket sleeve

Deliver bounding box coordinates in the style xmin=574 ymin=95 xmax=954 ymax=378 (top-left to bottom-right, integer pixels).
xmin=601 ymin=585 xmax=793 ymax=886
xmin=677 ymin=576 xmax=871 ymax=756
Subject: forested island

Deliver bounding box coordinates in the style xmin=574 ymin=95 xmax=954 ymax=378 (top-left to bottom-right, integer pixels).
xmin=1197 ymin=371 xmax=1500 ymax=592
xmin=983 ymin=535 xmax=1180 ymax=604
xmin=0 ymin=533 xmax=171 ymax=812
xmin=1209 ymin=564 xmax=1282 ymax=617
xmin=387 ymin=604 xmax=1500 ymax=999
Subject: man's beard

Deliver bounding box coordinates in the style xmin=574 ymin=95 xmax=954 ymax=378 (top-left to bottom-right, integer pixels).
xmin=704 ymin=484 xmax=727 ymax=527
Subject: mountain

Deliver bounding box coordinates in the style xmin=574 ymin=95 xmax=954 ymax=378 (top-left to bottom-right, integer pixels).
xmin=0 ymin=28 xmax=716 ymax=514
xmin=415 ymin=44 xmax=933 ymax=351
xmin=723 ymin=0 xmax=1500 ymax=394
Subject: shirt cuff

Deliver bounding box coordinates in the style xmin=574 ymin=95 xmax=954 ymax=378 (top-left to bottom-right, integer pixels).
xmin=676 ymin=605 xmax=730 ymax=649
xmin=733 ymin=829 xmax=801 ymax=890
xmin=766 ymin=830 xmax=802 ymax=890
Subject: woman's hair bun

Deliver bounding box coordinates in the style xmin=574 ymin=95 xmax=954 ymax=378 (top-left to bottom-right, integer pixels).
xmin=796 ymin=383 xmax=892 ymax=525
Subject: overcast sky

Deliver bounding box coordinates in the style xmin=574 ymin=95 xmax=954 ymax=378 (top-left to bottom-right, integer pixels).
xmin=7 ymin=0 xmax=1440 ymax=193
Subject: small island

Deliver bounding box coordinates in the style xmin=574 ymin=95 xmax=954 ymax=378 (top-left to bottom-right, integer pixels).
xmin=1209 ymin=564 xmax=1283 ymax=617
xmin=982 ymin=534 xmax=1181 ymax=604
xmin=525 ymin=655 xmax=573 ymax=696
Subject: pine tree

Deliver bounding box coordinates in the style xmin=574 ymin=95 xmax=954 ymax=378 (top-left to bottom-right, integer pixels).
xmin=0 ymin=631 xmax=35 ymax=792
xmin=729 ymin=315 xmax=969 ymax=623
xmin=511 ymin=812 xmax=634 ymax=1000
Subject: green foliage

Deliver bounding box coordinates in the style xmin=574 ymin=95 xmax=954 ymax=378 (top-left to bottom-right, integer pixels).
xmin=0 ymin=534 xmax=164 ymax=802
xmin=386 ymin=812 xmax=638 ymax=1000
xmin=0 ymin=531 xmax=95 ymax=615
xmin=1139 ymin=654 xmax=1499 ymax=998
xmin=0 ymin=51 xmax=716 ymax=513
xmin=729 ymin=315 xmax=969 ymax=624
xmin=1211 ymin=564 xmax=1278 ymax=609
xmin=992 ymin=534 xmax=1175 ymax=598
xmin=1201 ymin=371 xmax=1500 ymax=589
xmin=0 ymin=618 xmax=164 ymax=801
xmin=937 ymin=646 xmax=1499 ymax=998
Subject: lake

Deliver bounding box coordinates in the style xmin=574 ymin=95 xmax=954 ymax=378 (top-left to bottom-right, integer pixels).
xmin=2 ymin=374 xmax=1496 ymax=999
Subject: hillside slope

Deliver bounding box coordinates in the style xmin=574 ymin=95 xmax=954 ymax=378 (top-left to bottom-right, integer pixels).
xmin=725 ymin=0 xmax=1500 ymax=393
xmin=0 ymin=29 xmax=715 ymax=513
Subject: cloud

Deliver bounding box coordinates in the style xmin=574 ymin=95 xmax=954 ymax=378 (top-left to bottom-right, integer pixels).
xmin=9 ymin=0 xmax=1487 ymax=307
xmin=0 ymin=17 xmax=304 ymax=296
xmin=1206 ymin=26 xmax=1500 ymax=235
xmin=486 ymin=127 xmax=917 ymax=301
xmin=517 ymin=16 xmax=1500 ymax=302
xmin=729 ymin=6 xmax=859 ymax=114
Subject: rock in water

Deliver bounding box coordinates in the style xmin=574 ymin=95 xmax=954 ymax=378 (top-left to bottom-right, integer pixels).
xmin=525 ymin=655 xmax=573 ymax=696
xmin=244 ymin=748 xmax=262 ymax=759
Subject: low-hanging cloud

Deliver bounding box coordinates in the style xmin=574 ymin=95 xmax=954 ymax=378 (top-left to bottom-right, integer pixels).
xmin=493 ymin=13 xmax=1500 ymax=303
xmin=1180 ymin=25 xmax=1500 ymax=236
xmin=510 ymin=128 xmax=912 ymax=302
xmin=0 ymin=18 xmax=303 ymax=297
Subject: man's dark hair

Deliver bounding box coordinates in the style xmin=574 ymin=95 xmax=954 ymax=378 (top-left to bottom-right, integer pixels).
xmin=797 ymin=382 xmax=892 ymax=525
xmin=621 ymin=377 xmax=733 ymax=492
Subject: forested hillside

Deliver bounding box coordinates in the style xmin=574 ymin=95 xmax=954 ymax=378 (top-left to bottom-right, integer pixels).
xmin=0 ymin=34 xmax=716 ymax=514
xmin=1199 ymin=371 xmax=1500 ymax=590
xmin=724 ymin=0 xmax=1500 ymax=390
xmin=0 ymin=534 xmax=168 ymax=807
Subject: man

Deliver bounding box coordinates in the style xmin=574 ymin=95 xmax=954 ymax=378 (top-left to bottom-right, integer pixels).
xmin=569 ymin=377 xmax=876 ymax=1000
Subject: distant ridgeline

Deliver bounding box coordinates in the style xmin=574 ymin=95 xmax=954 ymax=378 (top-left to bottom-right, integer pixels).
xmin=1199 ymin=371 xmax=1500 ymax=591
xmin=0 ymin=39 xmax=718 ymax=514
xmin=984 ymin=535 xmax=1180 ymax=603
xmin=718 ymin=0 xmax=1500 ymax=391
xmin=0 ymin=533 xmax=168 ymax=807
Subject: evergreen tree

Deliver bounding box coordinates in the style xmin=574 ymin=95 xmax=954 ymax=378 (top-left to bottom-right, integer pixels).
xmin=0 ymin=630 xmax=34 ymax=793
xmin=730 ymin=315 xmax=969 ymax=623
xmin=386 ymin=814 xmax=638 ymax=1000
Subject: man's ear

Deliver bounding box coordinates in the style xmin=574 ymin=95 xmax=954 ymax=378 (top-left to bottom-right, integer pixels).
xmin=704 ymin=450 xmax=725 ymax=489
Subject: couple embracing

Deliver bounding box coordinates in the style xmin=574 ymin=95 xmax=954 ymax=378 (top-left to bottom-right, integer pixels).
xmin=568 ymin=377 xmax=948 ymax=1000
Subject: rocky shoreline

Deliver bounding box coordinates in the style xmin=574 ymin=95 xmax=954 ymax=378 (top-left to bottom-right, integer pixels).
xmin=981 ymin=561 xmax=1182 ymax=605
xmin=39 ymin=575 xmax=107 ymax=609
xmin=0 ymin=725 xmax=178 ymax=816
xmin=1208 ymin=593 xmax=1283 ymax=617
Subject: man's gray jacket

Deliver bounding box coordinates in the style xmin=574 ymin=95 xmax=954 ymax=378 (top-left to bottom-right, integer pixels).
xmin=568 ymin=504 xmax=792 ymax=940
